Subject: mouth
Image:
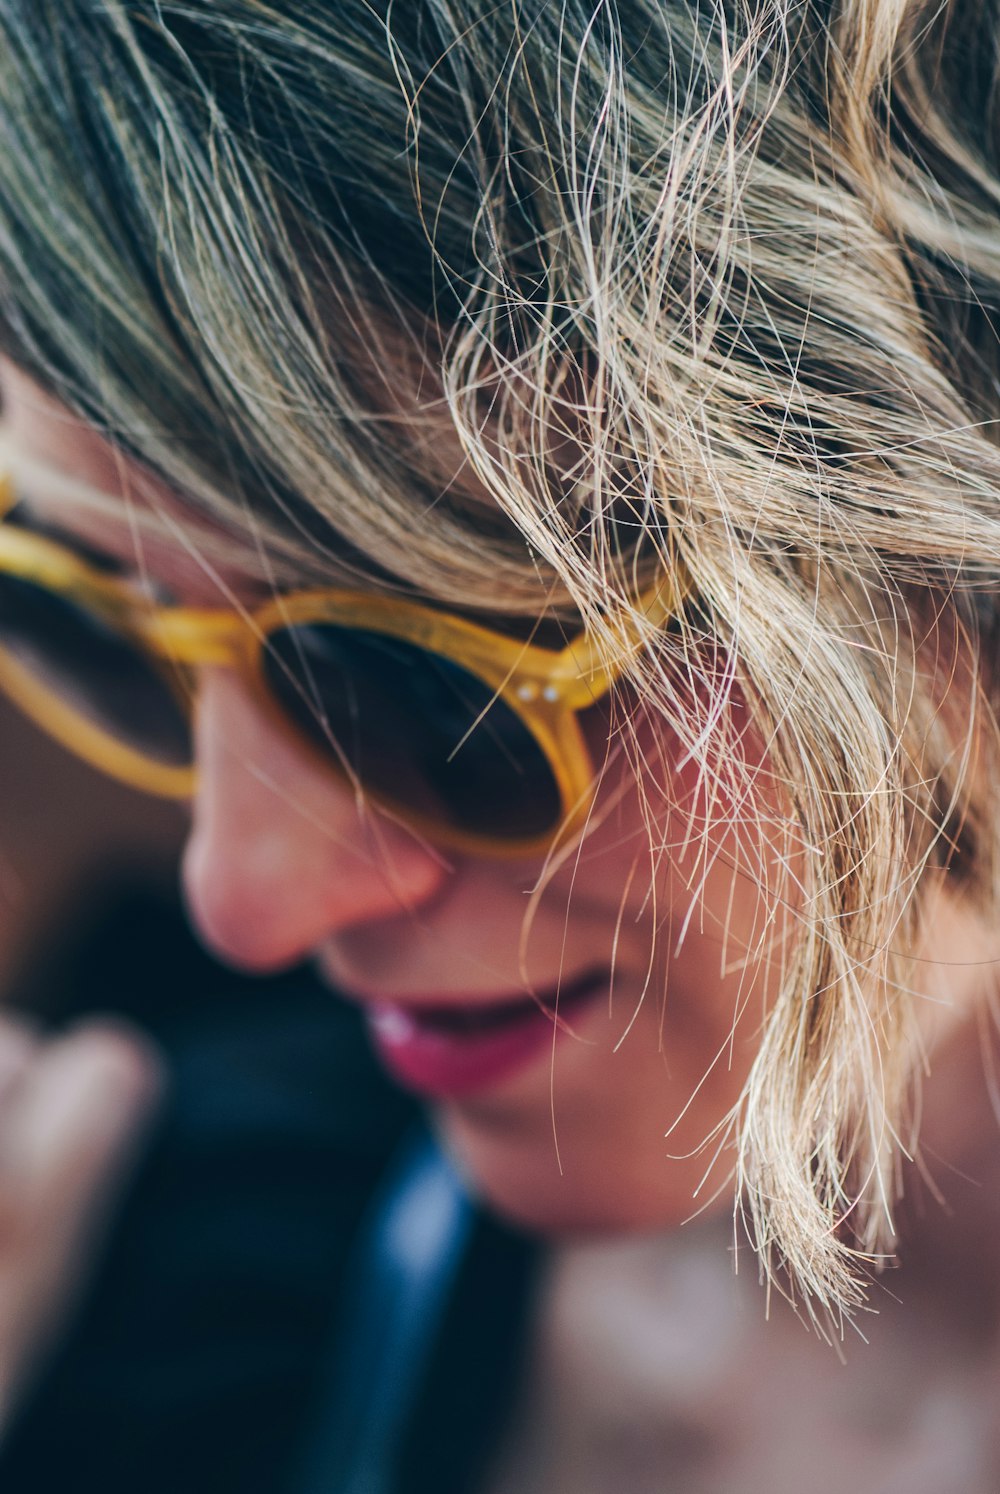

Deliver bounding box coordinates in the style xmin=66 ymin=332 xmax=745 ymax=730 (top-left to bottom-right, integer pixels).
xmin=358 ymin=970 xmax=608 ymax=1100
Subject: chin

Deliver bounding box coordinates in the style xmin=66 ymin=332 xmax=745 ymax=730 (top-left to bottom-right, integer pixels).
xmin=468 ymin=1184 xmax=657 ymax=1239
xmin=435 ymin=1109 xmax=712 ymax=1239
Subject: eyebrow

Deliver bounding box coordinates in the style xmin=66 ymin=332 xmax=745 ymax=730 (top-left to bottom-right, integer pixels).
xmin=6 ymin=492 xmax=129 ymax=576
xmin=0 ymin=444 xmax=129 ymax=515
xmin=0 ymin=450 xmax=277 ymax=605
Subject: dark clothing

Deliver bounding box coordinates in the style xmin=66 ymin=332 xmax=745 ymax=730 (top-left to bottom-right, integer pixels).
xmin=291 ymin=1136 xmax=535 ymax=1494
xmin=0 ymin=891 xmax=535 ymax=1493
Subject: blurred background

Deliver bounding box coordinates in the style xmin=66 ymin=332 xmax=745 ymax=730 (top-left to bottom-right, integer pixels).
xmin=0 ymin=693 xmax=422 ymax=1493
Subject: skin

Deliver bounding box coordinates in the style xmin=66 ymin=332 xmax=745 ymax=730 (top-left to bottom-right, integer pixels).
xmin=0 ymin=1016 xmax=162 ymax=1433
xmin=0 ymin=359 xmax=995 ymax=1249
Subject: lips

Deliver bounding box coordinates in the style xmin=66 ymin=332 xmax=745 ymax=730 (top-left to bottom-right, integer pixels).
xmin=359 ymin=971 xmax=607 ymax=1099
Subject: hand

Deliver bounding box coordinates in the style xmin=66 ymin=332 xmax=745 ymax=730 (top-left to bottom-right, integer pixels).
xmin=0 ymin=1014 xmax=164 ymax=1434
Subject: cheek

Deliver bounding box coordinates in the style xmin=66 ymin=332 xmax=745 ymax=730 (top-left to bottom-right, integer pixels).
xmin=578 ymin=686 xmax=800 ymax=1024
xmin=587 ymin=675 xmax=792 ymax=883
xmin=435 ymin=697 xmax=797 ymax=1235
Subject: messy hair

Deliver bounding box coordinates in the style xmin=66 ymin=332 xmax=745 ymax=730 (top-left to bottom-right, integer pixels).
xmin=2 ymin=0 xmax=1000 ymax=1320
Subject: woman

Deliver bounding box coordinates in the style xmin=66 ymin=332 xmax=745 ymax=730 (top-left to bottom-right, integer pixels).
xmin=0 ymin=0 xmax=999 ymax=1485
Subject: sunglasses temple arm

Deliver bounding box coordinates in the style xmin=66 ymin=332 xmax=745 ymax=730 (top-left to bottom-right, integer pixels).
xmin=549 ymin=570 xmax=689 ymax=710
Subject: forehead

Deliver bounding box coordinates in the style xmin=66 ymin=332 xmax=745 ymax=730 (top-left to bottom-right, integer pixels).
xmin=0 ymin=353 xmax=585 ymax=635
xmin=2 ymin=359 xmax=134 ymax=494
xmin=0 ymin=359 xmax=280 ymax=605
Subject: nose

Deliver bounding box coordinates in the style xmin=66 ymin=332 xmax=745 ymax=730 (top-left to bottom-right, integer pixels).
xmin=182 ymin=668 xmax=448 ymax=974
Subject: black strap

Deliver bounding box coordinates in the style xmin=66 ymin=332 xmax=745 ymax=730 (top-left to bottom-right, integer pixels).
xmin=289 ymin=1131 xmax=473 ymax=1494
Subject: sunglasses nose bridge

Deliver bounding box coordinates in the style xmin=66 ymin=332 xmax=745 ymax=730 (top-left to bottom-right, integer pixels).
xmin=139 ymin=608 xmax=250 ymax=667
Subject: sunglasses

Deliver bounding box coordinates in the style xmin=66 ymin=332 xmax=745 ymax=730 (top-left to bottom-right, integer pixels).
xmin=0 ymin=478 xmax=685 ymax=855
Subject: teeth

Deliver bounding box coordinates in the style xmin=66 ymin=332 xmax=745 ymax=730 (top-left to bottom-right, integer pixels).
xmin=370 ymin=1005 xmax=419 ymax=1044
xmin=382 ymin=998 xmax=540 ymax=1037
xmin=370 ymin=975 xmax=604 ymax=1041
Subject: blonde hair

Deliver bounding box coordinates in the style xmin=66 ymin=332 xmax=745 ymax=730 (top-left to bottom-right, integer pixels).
xmin=2 ymin=0 xmax=1000 ymax=1320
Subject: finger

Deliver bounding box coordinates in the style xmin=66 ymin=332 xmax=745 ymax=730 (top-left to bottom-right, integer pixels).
xmin=0 ymin=1016 xmax=36 ymax=1111
xmin=0 ymin=1022 xmax=165 ymax=1426
xmin=4 ymin=1020 xmax=165 ymax=1228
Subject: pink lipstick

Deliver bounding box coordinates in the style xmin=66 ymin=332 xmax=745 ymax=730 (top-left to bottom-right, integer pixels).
xmin=364 ymin=974 xmax=605 ymax=1099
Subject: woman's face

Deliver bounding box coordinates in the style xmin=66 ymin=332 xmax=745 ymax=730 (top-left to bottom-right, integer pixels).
xmin=0 ymin=362 xmax=791 ymax=1236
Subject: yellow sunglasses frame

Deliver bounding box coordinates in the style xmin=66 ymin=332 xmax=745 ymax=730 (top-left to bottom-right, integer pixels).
xmin=0 ymin=481 xmax=686 ymax=856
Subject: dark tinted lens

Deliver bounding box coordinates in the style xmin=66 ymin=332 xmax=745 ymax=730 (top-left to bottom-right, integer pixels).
xmin=0 ymin=575 xmax=192 ymax=766
xmin=262 ymin=624 xmax=562 ymax=839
